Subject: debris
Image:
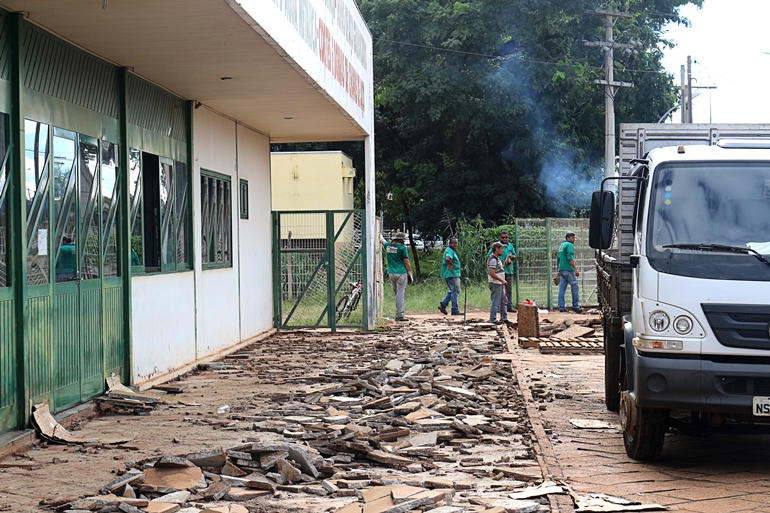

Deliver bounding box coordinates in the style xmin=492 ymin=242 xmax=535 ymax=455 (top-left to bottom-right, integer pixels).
xmin=142 ymin=466 xmax=204 ymax=492
xmin=486 ymin=499 xmax=541 ymax=513
xmin=569 ymin=419 xmax=620 ymax=430
xmin=552 ymin=325 xmax=595 ymax=339
xmin=153 ymin=383 xmax=189 ymax=394
xmin=217 ymin=405 xmax=231 ymax=414
xmin=508 ymin=481 xmax=567 ymax=499
xmin=30 ymin=401 xmax=94 ymax=444
xmin=32 ymin=319 xmax=540 ymax=513
xmin=570 ymin=491 xmax=667 ymax=512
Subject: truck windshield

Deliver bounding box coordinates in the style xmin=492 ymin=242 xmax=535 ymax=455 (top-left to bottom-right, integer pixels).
xmin=647 ymin=162 xmax=770 ymax=280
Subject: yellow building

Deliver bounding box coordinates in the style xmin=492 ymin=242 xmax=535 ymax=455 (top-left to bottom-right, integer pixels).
xmin=271 ymin=151 xmax=356 ymax=211
xmin=271 ymin=151 xmax=357 ymax=244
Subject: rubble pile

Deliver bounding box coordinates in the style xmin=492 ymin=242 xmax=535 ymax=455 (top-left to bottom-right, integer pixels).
xmin=537 ymin=315 xmax=601 ymax=339
xmin=42 ymin=322 xmax=551 ymax=513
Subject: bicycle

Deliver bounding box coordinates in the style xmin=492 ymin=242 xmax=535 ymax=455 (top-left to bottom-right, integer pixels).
xmin=336 ymin=281 xmax=362 ymax=321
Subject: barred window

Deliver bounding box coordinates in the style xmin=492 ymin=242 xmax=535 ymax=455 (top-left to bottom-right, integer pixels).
xmin=239 ymin=179 xmax=249 ymax=219
xmin=127 ymin=150 xmax=190 ymax=273
xmin=201 ymin=170 xmax=232 ymax=268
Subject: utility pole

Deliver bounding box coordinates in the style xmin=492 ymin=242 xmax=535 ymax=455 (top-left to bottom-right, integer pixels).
xmin=687 ymin=55 xmax=693 ymax=123
xmin=585 ymin=8 xmax=635 ymax=178
xmin=680 ymin=65 xmax=687 ymax=123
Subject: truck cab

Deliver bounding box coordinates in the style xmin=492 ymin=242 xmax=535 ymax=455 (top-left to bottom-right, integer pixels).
xmin=591 ymin=125 xmax=770 ymax=460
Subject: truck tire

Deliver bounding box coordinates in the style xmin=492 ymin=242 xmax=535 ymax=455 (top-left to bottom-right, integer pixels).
xmin=604 ymin=318 xmax=622 ymax=411
xmin=620 ymin=391 xmax=667 ymax=461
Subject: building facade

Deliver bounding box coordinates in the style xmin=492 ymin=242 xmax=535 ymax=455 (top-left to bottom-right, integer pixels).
xmin=0 ymin=0 xmax=374 ymax=437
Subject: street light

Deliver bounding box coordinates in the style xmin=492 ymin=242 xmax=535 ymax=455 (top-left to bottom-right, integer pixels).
xmin=658 ymin=90 xmax=702 ymax=123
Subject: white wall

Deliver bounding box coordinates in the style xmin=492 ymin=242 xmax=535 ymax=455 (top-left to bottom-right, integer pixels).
xmin=237 ymin=124 xmax=273 ymax=338
xmin=131 ymin=272 xmax=196 ymax=382
xmin=228 ymin=0 xmax=373 ymax=135
xmin=131 ymin=108 xmax=274 ymax=383
xmin=194 ymin=107 xmax=241 ymax=356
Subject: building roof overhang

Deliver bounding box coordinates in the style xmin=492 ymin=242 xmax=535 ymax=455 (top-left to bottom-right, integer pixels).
xmin=0 ymin=0 xmax=372 ymax=143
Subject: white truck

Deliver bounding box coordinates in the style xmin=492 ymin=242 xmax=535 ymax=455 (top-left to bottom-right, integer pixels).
xmin=589 ymin=124 xmax=770 ymax=460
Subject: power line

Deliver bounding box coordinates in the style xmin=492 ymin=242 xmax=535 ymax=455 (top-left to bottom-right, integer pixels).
xmin=373 ymin=37 xmax=672 ymax=77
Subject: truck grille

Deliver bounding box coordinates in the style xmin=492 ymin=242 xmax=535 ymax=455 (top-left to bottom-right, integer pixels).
xmin=721 ymin=377 xmax=770 ymax=396
xmin=702 ymin=304 xmax=770 ymax=350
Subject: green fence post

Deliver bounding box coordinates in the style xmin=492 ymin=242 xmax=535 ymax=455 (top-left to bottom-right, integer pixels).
xmin=272 ymin=212 xmax=280 ymax=328
xmin=327 ymin=212 xmax=336 ymax=332
xmin=361 ymin=210 xmax=368 ymax=331
xmin=546 ymin=218 xmax=553 ymax=310
xmin=514 ymin=219 xmax=519 ymax=308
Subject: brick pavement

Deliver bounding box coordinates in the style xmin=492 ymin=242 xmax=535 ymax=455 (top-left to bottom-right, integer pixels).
xmin=513 ymin=342 xmax=770 ymax=513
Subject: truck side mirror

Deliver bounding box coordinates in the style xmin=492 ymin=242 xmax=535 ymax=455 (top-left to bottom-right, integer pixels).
xmin=589 ymin=190 xmax=614 ymax=249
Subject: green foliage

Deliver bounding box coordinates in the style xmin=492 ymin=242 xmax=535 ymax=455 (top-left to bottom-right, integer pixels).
xmin=356 ymin=0 xmax=702 ymax=235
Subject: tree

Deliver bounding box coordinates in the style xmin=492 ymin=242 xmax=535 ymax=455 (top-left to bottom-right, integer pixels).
xmin=358 ymin=0 xmax=702 ymax=238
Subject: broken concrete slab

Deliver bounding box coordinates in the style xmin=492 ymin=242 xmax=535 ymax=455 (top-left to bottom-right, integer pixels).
xmin=143 ymin=466 xmax=204 ymax=492
xmin=186 ymin=449 xmax=227 ymax=468
xmin=276 ymin=459 xmax=301 ymax=484
xmin=142 ymin=502 xmax=182 ymax=513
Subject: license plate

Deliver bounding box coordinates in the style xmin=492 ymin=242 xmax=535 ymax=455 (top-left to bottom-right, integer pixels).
xmin=753 ymin=396 xmax=770 ymax=416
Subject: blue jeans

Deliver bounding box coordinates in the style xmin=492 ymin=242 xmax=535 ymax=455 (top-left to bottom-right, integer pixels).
xmin=489 ymin=283 xmax=507 ymax=322
xmin=558 ymin=270 xmax=580 ymax=310
xmin=440 ymin=277 xmax=461 ymax=313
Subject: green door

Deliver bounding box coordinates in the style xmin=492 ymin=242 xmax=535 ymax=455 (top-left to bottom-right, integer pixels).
xmin=49 ymin=128 xmax=120 ymax=411
xmin=76 ymin=136 xmax=104 ymax=401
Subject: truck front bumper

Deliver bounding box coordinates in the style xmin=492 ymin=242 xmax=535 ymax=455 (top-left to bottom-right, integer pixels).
xmin=631 ymin=349 xmax=770 ymax=414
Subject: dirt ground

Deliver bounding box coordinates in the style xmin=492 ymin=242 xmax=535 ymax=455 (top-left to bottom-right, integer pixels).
xmin=0 ymin=310 xmax=552 ymax=513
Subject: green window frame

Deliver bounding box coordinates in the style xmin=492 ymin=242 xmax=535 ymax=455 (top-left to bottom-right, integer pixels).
xmin=239 ymin=179 xmax=249 ymax=220
xmin=201 ymin=170 xmax=232 ymax=269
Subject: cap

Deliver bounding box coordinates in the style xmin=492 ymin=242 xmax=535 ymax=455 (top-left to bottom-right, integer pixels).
xmin=565 ymin=232 xmax=575 ymax=239
xmin=392 ymin=232 xmax=406 ymax=241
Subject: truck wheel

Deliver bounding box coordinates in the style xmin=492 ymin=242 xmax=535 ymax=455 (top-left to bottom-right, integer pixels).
xmin=620 ymin=391 xmax=667 ymax=461
xmin=604 ymin=318 xmax=622 ymax=411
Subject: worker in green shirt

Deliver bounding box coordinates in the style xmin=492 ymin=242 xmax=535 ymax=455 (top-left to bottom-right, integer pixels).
xmin=557 ymin=231 xmax=582 ymax=313
xmin=438 ymin=237 xmax=462 ymax=315
xmin=56 ymin=236 xmax=77 ymax=282
xmin=380 ymin=232 xmax=412 ymax=322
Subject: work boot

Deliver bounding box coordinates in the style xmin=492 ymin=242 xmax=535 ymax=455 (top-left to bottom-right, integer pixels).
xmin=438 ymin=304 xmax=447 ymax=315
xmin=451 ymin=311 xmax=464 ymax=316
xmin=395 ymin=317 xmax=409 ymax=322
xmin=573 ymin=307 xmax=583 ymax=314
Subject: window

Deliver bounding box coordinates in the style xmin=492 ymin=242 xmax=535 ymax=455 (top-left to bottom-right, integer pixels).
xmin=26 ymin=120 xmax=123 ymax=284
xmin=239 ymin=179 xmax=249 ymax=219
xmin=201 ymin=171 xmax=232 ymax=268
xmin=130 ymin=149 xmax=190 ymax=273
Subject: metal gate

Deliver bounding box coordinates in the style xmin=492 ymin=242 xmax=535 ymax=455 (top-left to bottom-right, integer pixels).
xmin=272 ymin=210 xmax=367 ymax=330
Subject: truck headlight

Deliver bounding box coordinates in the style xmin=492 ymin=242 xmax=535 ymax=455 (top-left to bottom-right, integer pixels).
xmin=673 ymin=315 xmax=693 ymax=335
xmin=649 ymin=311 xmax=670 ymax=332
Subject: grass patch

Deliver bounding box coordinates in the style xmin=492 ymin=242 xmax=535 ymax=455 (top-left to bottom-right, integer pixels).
xmin=382 ymin=278 xmax=496 ymax=317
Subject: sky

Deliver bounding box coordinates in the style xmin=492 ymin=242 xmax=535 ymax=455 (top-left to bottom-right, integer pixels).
xmin=660 ymin=0 xmax=770 ymax=123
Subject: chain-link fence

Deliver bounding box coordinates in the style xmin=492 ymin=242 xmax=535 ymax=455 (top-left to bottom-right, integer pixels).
xmin=514 ymin=218 xmax=596 ymax=310
xmin=273 ymin=210 xmax=366 ymax=329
